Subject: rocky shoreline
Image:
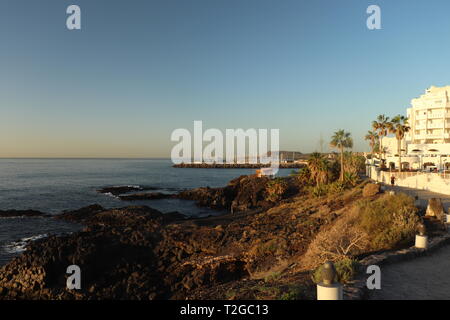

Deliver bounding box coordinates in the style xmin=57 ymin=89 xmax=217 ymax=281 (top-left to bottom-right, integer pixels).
xmin=0 ymin=174 xmax=320 ymax=299
xmin=0 ymin=174 xmax=431 ymax=300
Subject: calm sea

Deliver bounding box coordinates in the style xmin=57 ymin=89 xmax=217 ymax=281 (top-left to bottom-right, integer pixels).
xmin=0 ymin=158 xmax=291 ymax=264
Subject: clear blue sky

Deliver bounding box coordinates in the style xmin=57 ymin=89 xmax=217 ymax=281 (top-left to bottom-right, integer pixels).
xmin=1 ymin=0 xmax=450 ymax=157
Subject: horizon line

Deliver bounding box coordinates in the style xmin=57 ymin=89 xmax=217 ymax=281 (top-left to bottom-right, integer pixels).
xmin=0 ymin=157 xmax=172 ymax=160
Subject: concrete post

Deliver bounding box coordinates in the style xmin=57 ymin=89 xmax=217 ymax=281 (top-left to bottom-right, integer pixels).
xmin=317 ymin=283 xmax=343 ymax=300
xmin=445 ymin=214 xmax=450 ymax=232
xmin=316 ymin=261 xmax=343 ymax=300
xmin=415 ymin=223 xmax=428 ymax=249
xmin=446 ymin=214 xmax=450 ymax=224
xmin=415 ymin=235 xmax=428 ymax=249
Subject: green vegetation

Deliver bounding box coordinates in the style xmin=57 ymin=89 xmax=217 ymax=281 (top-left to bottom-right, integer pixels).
xmin=356 ymin=193 xmax=420 ymax=250
xmin=307 ymin=152 xmax=333 ymax=186
xmin=291 ymin=166 xmax=311 ymax=185
xmin=343 ymin=152 xmax=365 ymax=177
xmin=311 ymin=258 xmax=360 ymax=284
xmin=264 ymin=271 xmax=282 ymax=283
xmin=372 ymin=114 xmax=390 ymax=161
xmin=265 ymin=178 xmax=288 ymax=202
xmin=306 ymin=181 xmax=346 ymax=198
xmin=252 ymin=284 xmax=281 ymax=299
xmin=252 ymin=283 xmax=311 ymax=300
xmin=303 ymin=191 xmax=420 ymax=269
xmin=388 ymin=115 xmax=411 ymax=172
xmin=330 ymin=130 xmax=353 ymax=181
xmin=368 ymin=114 xmax=411 ymax=171
xmin=364 ymin=130 xmax=379 ymax=158
xmin=279 ymin=285 xmax=307 ymax=300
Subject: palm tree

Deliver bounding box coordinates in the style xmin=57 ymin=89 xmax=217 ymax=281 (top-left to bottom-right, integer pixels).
xmin=307 ymin=152 xmax=330 ymax=186
xmin=364 ymin=130 xmax=379 ymax=158
xmin=330 ymin=130 xmax=353 ymax=181
xmin=372 ymin=115 xmax=390 ymax=160
xmin=388 ymin=115 xmax=410 ymax=172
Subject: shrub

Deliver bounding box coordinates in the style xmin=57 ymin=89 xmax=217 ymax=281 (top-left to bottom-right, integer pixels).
xmin=307 ymin=185 xmax=328 ymax=198
xmin=328 ymin=181 xmax=346 ymax=194
xmin=302 ymin=207 xmax=369 ymax=268
xmin=344 ymin=172 xmax=359 ymax=187
xmin=311 ymin=258 xmax=360 ymax=284
xmin=291 ymin=167 xmax=312 ymax=185
xmin=356 ymin=193 xmax=420 ymax=250
xmin=344 ymin=152 xmax=366 ymax=175
xmin=307 ymin=181 xmax=347 ymax=198
xmin=264 ymin=271 xmax=282 ymax=283
xmin=265 ymin=178 xmax=288 ymax=202
xmin=280 ymin=285 xmax=306 ymax=300
xmin=308 ymin=152 xmax=334 ymax=186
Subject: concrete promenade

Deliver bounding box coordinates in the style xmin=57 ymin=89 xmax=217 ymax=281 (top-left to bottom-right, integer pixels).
xmin=369 ymin=183 xmax=450 ymax=299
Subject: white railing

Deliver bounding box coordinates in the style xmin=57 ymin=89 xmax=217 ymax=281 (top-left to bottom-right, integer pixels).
xmin=428 ymin=113 xmax=444 ymax=119
xmin=369 ymin=166 xmax=450 ymax=195
xmin=428 ymin=123 xmax=444 ymax=129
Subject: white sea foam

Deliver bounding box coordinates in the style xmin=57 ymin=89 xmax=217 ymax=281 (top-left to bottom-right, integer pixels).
xmin=103 ymin=192 xmax=118 ymax=198
xmin=3 ymin=233 xmax=48 ymax=254
xmin=110 ymin=185 xmax=141 ymax=189
xmin=0 ymin=216 xmax=26 ymax=220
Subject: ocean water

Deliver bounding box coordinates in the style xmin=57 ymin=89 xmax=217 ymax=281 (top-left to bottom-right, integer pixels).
xmin=0 ymin=158 xmax=292 ymax=265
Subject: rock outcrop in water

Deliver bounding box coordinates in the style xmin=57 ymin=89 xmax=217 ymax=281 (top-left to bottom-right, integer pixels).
xmin=177 ymin=175 xmax=277 ymax=212
xmin=97 ymin=186 xmax=157 ymax=196
xmin=99 ymin=175 xmax=285 ymax=213
xmin=0 ymin=209 xmax=48 ymax=218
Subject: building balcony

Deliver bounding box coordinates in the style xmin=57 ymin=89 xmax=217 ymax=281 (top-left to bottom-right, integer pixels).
xmin=428 ymin=123 xmax=445 ymax=129
xmin=414 ymin=134 xmax=444 ymax=139
xmin=428 ymin=113 xmax=444 ymax=119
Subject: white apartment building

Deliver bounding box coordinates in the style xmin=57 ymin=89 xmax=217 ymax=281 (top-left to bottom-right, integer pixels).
xmin=383 ymin=86 xmax=450 ymax=171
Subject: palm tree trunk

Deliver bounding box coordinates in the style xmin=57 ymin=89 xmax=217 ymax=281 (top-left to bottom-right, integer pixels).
xmin=379 ymin=135 xmax=383 ymax=160
xmin=397 ymin=138 xmax=401 ymax=173
xmin=340 ymin=146 xmax=344 ymax=181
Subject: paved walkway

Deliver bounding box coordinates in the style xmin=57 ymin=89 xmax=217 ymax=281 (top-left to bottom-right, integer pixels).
xmin=369 ymin=183 xmax=450 ymax=299
xmin=369 ymin=245 xmax=450 ymax=299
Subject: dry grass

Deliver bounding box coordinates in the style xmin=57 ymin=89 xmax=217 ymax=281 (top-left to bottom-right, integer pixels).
xmin=301 ymin=206 xmax=369 ymax=269
xmin=300 ymin=192 xmax=420 ymax=270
